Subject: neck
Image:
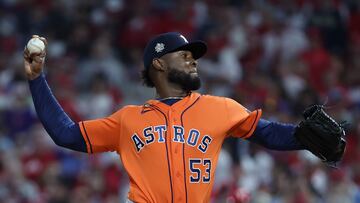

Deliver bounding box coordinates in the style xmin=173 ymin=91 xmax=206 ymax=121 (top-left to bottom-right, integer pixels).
xmin=156 ymin=89 xmax=189 ymax=99
xmin=155 ymin=83 xmax=189 ymax=99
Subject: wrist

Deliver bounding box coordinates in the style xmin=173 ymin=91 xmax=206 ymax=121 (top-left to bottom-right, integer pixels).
xmin=27 ymin=72 xmax=43 ymax=81
xmin=28 ymin=72 xmax=45 ymax=84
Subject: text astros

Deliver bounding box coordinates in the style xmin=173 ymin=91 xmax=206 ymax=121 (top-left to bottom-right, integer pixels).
xmin=131 ymin=125 xmax=212 ymax=153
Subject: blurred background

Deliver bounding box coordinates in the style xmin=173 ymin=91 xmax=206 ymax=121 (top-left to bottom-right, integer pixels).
xmin=0 ymin=0 xmax=359 ymax=202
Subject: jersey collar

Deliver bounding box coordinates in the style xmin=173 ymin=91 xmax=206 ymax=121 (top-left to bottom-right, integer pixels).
xmin=144 ymin=92 xmax=201 ymax=112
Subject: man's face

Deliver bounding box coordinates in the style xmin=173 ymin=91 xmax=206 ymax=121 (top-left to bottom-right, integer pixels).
xmin=161 ymin=50 xmax=201 ymax=91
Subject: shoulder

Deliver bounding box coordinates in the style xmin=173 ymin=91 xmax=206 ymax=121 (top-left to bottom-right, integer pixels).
xmin=200 ymin=94 xmax=251 ymax=112
xmin=200 ymin=94 xmax=236 ymax=105
xmin=197 ymin=94 xmax=234 ymax=112
xmin=110 ymin=105 xmax=144 ymax=119
xmin=200 ymin=94 xmax=224 ymax=101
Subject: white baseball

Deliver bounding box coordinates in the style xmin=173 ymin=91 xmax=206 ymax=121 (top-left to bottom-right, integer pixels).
xmin=26 ymin=37 xmax=45 ymax=54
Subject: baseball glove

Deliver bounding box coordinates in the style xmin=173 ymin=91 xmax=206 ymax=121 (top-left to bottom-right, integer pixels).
xmin=294 ymin=105 xmax=346 ymax=167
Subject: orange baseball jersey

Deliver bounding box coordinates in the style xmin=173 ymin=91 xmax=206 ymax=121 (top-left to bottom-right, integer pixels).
xmin=79 ymin=92 xmax=261 ymax=203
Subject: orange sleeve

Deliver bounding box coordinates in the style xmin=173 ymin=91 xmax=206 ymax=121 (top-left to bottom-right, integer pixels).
xmin=225 ymin=98 xmax=262 ymax=139
xmin=79 ymin=110 xmax=122 ymax=153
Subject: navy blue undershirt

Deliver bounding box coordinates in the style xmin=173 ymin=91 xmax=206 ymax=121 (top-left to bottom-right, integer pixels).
xmin=29 ymin=74 xmax=304 ymax=152
xmin=250 ymin=119 xmax=304 ymax=150
xmin=29 ymin=74 xmax=87 ymax=152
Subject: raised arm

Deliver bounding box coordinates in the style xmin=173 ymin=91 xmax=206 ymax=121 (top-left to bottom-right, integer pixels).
xmin=24 ymin=35 xmax=87 ymax=152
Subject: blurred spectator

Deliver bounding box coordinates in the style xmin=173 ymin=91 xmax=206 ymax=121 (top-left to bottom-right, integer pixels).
xmin=77 ymin=72 xmax=119 ymax=119
xmin=301 ymin=28 xmax=332 ymax=94
xmin=308 ymin=0 xmax=348 ymax=56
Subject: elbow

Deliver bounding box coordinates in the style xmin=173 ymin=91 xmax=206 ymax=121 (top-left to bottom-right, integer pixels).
xmin=42 ymin=127 xmax=70 ymax=148
xmin=50 ymin=135 xmax=72 ymax=148
xmin=51 ymin=135 xmax=86 ymax=152
xmin=54 ymin=140 xmax=70 ymax=148
xmin=46 ymin=125 xmax=80 ymax=149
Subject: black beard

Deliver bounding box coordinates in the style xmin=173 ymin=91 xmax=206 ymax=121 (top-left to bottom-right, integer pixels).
xmin=167 ymin=69 xmax=201 ymax=92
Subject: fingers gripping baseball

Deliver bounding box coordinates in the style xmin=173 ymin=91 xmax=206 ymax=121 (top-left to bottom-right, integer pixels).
xmin=24 ymin=35 xmax=47 ymax=80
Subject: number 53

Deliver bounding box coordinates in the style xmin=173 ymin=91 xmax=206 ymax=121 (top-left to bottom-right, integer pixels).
xmin=189 ymin=159 xmax=211 ymax=183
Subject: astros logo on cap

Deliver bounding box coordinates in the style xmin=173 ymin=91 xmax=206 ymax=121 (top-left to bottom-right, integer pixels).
xmin=155 ymin=43 xmax=165 ymax=53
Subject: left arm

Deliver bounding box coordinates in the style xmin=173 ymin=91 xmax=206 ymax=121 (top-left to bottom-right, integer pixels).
xmin=248 ymin=119 xmax=305 ymax=150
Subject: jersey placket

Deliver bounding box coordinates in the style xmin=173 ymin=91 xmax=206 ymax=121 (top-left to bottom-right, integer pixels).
xmin=167 ymin=107 xmax=186 ymax=203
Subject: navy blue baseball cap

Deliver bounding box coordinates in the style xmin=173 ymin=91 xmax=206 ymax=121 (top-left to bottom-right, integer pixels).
xmin=143 ymin=32 xmax=207 ymax=69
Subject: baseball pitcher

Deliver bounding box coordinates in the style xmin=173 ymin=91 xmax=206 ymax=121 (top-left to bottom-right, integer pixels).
xmin=24 ymin=32 xmax=346 ymax=203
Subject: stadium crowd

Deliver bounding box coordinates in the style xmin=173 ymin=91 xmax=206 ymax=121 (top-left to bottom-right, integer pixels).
xmin=0 ymin=0 xmax=360 ymax=202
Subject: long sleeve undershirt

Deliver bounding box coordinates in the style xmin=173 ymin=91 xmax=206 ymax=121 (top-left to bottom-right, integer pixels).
xmin=29 ymin=74 xmax=304 ymax=152
xmin=29 ymin=73 xmax=87 ymax=152
xmin=249 ymin=119 xmax=305 ymax=150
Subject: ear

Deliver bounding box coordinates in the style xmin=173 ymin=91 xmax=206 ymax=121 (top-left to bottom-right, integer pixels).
xmin=152 ymin=58 xmax=167 ymax=71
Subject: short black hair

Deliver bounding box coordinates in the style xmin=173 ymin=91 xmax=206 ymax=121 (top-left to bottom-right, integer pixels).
xmin=141 ymin=65 xmax=155 ymax=87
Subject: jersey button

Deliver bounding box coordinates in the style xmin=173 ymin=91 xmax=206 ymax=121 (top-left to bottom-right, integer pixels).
xmin=176 ymin=171 xmax=181 ymax=177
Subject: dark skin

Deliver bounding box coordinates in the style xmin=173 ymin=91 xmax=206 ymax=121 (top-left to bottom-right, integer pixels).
xmin=149 ymin=50 xmax=198 ymax=98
